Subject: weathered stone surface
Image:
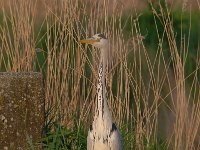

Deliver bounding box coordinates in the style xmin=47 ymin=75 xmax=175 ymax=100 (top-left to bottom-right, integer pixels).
xmin=0 ymin=72 xmax=44 ymax=149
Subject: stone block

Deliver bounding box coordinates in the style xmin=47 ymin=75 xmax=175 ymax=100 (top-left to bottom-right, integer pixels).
xmin=0 ymin=72 xmax=44 ymax=149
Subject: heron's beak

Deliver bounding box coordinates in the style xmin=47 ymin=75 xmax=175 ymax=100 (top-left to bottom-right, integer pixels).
xmin=79 ymin=38 xmax=100 ymax=44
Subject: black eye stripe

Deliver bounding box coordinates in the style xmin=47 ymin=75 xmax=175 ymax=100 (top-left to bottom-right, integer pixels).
xmin=98 ymin=34 xmax=107 ymax=39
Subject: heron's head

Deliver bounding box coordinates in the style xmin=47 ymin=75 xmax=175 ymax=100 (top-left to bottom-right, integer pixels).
xmin=79 ymin=33 xmax=108 ymax=49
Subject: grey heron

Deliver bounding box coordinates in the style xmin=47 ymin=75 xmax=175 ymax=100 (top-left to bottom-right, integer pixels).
xmin=79 ymin=33 xmax=123 ymax=150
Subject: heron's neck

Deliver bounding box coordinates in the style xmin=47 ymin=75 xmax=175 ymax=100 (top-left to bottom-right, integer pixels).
xmin=95 ymin=48 xmax=108 ymax=118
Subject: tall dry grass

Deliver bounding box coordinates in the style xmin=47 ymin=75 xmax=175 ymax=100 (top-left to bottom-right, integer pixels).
xmin=0 ymin=0 xmax=199 ymax=149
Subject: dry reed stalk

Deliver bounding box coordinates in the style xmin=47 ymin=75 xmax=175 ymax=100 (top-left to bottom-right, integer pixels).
xmin=158 ymin=2 xmax=200 ymax=149
xmin=0 ymin=0 xmax=36 ymax=71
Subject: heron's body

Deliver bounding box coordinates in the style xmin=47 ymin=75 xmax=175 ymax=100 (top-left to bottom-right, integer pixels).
xmin=80 ymin=33 xmax=123 ymax=150
xmin=87 ymin=59 xmax=122 ymax=150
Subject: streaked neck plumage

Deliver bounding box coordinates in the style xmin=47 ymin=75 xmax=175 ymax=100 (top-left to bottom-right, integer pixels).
xmin=95 ymin=47 xmax=111 ymax=119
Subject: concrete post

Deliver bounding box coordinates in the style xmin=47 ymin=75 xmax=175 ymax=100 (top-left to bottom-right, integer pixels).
xmin=0 ymin=72 xmax=44 ymax=149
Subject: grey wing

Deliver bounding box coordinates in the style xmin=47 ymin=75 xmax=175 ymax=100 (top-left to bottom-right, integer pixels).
xmin=87 ymin=130 xmax=94 ymax=150
xmin=110 ymin=128 xmax=123 ymax=150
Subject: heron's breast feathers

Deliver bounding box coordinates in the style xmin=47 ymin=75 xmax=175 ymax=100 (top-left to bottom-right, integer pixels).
xmin=87 ymin=122 xmax=122 ymax=149
xmin=89 ymin=121 xmax=118 ymax=140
